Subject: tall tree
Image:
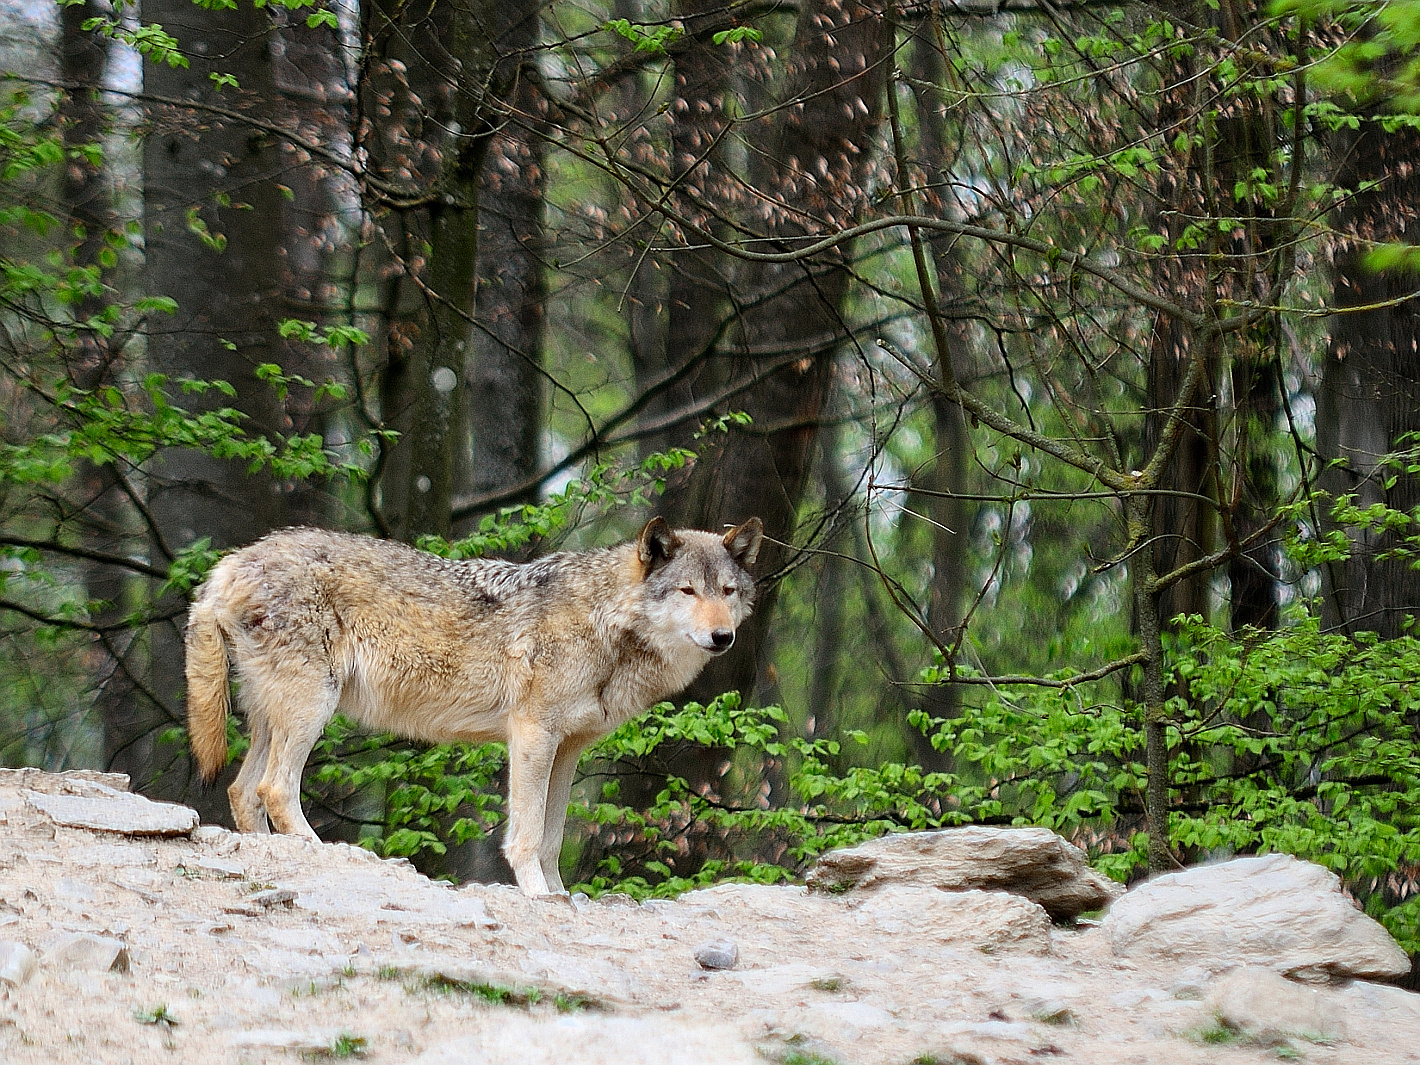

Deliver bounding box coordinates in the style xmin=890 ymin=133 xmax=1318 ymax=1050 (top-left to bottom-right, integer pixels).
xmin=666 ymin=0 xmax=890 ymax=705
xmin=362 ymin=0 xmax=543 ymax=542
xmin=1316 ymin=124 xmax=1420 ymax=637
xmin=456 ymin=3 xmax=548 ymax=527
xmin=57 ymin=1 xmax=135 ymax=770
xmin=136 ymin=0 xmax=345 ymax=803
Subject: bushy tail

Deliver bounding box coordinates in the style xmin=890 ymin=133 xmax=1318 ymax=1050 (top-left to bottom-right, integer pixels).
xmin=185 ymin=594 xmax=231 ymax=783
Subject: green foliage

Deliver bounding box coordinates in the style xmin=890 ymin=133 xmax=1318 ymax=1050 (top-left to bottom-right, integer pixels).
xmin=417 ymin=445 xmax=695 ymax=561
xmin=602 ymin=18 xmax=683 ymax=56
xmin=419 ymin=974 xmax=541 ymax=1006
xmin=321 ymin=1033 xmax=368 ymax=1058
xmin=309 ymin=721 xmax=507 ymax=860
xmin=1280 ymin=0 xmax=1420 ymax=111
xmin=713 ymin=27 xmax=763 ymax=46
xmin=133 ymin=1004 xmax=178 ymax=1027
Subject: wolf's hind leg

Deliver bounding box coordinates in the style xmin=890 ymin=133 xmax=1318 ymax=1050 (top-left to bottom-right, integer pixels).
xmin=537 ymin=737 xmax=592 ymax=894
xmin=255 ymin=679 xmax=338 ymax=840
xmin=228 ymin=709 xmax=272 ymax=833
xmin=503 ymin=720 xmax=559 ymax=895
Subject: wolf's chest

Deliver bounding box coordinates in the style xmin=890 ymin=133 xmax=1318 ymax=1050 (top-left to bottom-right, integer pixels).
xmin=595 ymin=640 xmax=709 ymax=724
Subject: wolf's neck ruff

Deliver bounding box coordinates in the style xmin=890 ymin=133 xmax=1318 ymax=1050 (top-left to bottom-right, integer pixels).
xmin=184 ymin=517 xmax=763 ymax=896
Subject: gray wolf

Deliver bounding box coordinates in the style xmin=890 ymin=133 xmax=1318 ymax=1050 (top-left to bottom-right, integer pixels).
xmin=184 ymin=517 xmax=762 ymax=895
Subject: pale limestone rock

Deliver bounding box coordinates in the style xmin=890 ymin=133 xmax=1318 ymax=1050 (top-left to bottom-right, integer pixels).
xmin=848 ymin=884 xmax=1054 ymax=954
xmin=1334 ymin=978 xmax=1420 ymax=1036
xmin=411 ymin=1013 xmax=760 ymax=1065
xmin=45 ymin=933 xmax=129 ymax=973
xmin=730 ymin=964 xmax=839 ymax=997
xmin=1103 ymin=853 xmax=1410 ymax=980
xmin=0 ymin=768 xmax=130 ymax=795
xmin=522 ymin=948 xmax=642 ymax=999
xmin=26 ymin=786 xmax=198 ymax=837
xmin=806 ymin=826 xmax=1122 ymax=919
xmin=0 ymin=940 xmax=36 ymax=985
xmin=1205 ymin=966 xmax=1348 ymax=1043
xmin=67 ymin=843 xmax=157 ymax=869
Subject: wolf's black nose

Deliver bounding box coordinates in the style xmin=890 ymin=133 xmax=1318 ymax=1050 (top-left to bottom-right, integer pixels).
xmin=710 ymin=629 xmax=734 ymax=651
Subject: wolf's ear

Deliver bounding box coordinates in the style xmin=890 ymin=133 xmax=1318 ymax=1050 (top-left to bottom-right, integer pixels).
xmin=723 ymin=517 xmax=763 ymax=568
xmin=637 ymin=517 xmax=682 ymax=572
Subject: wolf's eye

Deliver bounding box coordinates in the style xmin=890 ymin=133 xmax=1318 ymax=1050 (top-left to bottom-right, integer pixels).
xmin=680 ymin=586 xmax=695 ymax=596
xmin=723 ymin=585 xmax=736 ymax=596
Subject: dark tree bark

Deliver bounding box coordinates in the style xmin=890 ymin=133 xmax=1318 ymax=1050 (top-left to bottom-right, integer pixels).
xmin=456 ymin=7 xmax=548 ymax=528
xmin=57 ymin=2 xmax=135 ymax=771
xmin=362 ymin=0 xmax=539 ymax=543
xmin=1227 ymin=340 xmax=1282 ymax=631
xmin=665 ymin=0 xmax=890 ymax=706
xmin=1316 ymin=125 xmax=1420 ymax=637
xmin=910 ymin=24 xmax=972 ymax=722
xmin=629 ymin=0 xmax=742 ymax=462
xmin=138 ymin=0 xmax=346 ymax=810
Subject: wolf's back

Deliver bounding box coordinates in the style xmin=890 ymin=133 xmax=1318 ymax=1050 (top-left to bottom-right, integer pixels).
xmin=185 ymin=579 xmax=232 ymax=783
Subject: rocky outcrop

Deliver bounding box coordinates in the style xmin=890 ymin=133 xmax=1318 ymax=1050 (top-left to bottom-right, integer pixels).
xmin=1102 ymin=853 xmax=1411 ymax=980
xmin=805 ymin=826 xmax=1124 ymax=919
xmin=0 ymin=770 xmax=1414 ymax=1065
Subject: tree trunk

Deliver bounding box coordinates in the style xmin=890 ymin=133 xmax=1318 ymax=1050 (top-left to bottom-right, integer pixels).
xmin=456 ymin=8 xmax=547 ymax=529
xmin=58 ymin=2 xmax=134 ymax=773
xmin=1317 ymin=124 xmax=1420 ymax=636
xmin=362 ymin=0 xmax=534 ymax=542
xmin=139 ymin=0 xmax=344 ymax=811
xmin=911 ymin=23 xmax=973 ymax=717
xmin=666 ymin=0 xmax=890 ymax=706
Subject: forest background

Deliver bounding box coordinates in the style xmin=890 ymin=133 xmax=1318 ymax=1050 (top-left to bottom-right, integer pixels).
xmin=3 ymin=0 xmax=1420 ymax=963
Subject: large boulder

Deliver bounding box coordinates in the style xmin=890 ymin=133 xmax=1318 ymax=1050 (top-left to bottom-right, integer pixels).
xmin=1102 ymin=853 xmax=1409 ymax=980
xmin=805 ymin=826 xmax=1123 ymax=920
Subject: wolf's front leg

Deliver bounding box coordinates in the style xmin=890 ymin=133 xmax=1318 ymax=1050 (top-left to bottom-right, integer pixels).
xmin=503 ymin=720 xmax=559 ymax=895
xmin=538 ymin=737 xmax=593 ymax=894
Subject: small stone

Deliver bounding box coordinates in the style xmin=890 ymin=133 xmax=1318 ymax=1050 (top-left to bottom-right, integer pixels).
xmin=224 ymin=887 xmax=297 ymax=915
xmin=55 ymin=878 xmax=97 ymax=902
xmin=693 ymin=939 xmax=739 ymax=970
xmin=249 ymin=887 xmax=297 ymax=908
xmin=0 ymin=941 xmax=37 ymax=986
xmin=45 ymin=933 xmax=129 ymax=973
xmin=597 ymin=893 xmax=639 ymax=908
xmin=228 ymin=1029 xmax=345 ymax=1051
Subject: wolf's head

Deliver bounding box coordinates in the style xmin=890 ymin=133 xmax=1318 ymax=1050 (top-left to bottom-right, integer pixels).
xmin=636 ymin=517 xmax=762 ymax=656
